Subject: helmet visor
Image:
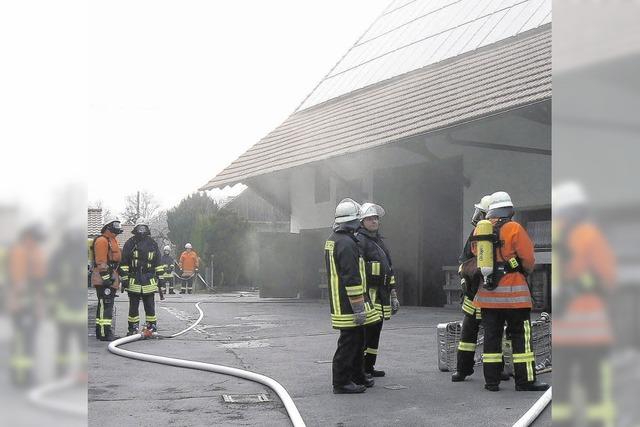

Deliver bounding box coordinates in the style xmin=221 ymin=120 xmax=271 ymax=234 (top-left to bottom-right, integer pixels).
xmin=471 ymin=208 xmax=485 ymax=225
xmin=134 ymin=224 xmax=149 ymax=235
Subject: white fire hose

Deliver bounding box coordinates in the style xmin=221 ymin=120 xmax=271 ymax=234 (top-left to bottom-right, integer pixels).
xmin=107 ymin=301 xmax=306 ymax=427
xmin=512 ymin=387 xmax=552 ymax=427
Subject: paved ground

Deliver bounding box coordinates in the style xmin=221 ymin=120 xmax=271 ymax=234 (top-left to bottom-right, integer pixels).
xmin=88 ymin=290 xmax=551 ymax=426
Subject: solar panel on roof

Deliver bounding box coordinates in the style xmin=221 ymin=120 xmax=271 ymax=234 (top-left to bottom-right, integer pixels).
xmin=298 ymin=0 xmax=551 ymax=110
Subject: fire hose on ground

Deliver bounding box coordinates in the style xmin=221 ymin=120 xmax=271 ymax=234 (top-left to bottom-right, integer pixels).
xmin=512 ymin=387 xmax=552 ymax=427
xmin=107 ymin=301 xmax=306 ymax=427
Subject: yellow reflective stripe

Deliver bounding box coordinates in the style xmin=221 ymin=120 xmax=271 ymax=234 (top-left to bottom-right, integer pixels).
xmin=371 ymin=262 xmax=380 ymax=276
xmin=155 ymin=266 xmax=165 ymax=272
xmin=364 ymin=347 xmax=378 ymax=355
xmin=128 ymin=316 xmax=140 ymax=322
xmin=369 ymin=287 xmax=378 ymax=304
xmin=128 ymin=283 xmax=143 ymax=292
xmin=359 ymin=256 xmax=367 ymax=292
xmin=524 ymin=320 xmax=534 ymax=381
xmin=389 ymin=275 xmax=396 ymax=285
xmin=552 ymin=404 xmax=573 ymax=421
xmin=586 ymin=403 xmax=615 ymax=423
xmin=512 ymin=352 xmax=535 ymax=363
xmin=327 ymin=245 xmax=341 ymax=316
xmin=482 ymin=353 xmax=502 ymax=363
xmin=141 ymin=284 xmax=158 ymax=293
xmin=99 ymin=299 xmax=105 ymax=336
xmin=146 ymin=315 xmax=157 ymax=322
xmin=120 ymin=265 xmax=129 ymax=271
xmin=475 ymin=310 xmax=482 ymax=320
xmin=345 ymin=285 xmax=363 ymax=297
xmin=458 ymin=341 xmax=476 ymax=352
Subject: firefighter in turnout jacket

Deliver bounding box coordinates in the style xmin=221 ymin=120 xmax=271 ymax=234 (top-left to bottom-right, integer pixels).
xmin=120 ymin=219 xmax=163 ymax=335
xmin=356 ymin=202 xmax=399 ymax=378
xmin=159 ymin=245 xmax=175 ymax=295
xmin=326 ymin=198 xmax=381 ymax=394
xmin=472 ymin=192 xmax=549 ymax=391
xmin=91 ymin=217 xmax=123 ymax=341
xmin=452 ymin=195 xmax=510 ymax=382
xmin=552 ymin=182 xmax=616 ymax=427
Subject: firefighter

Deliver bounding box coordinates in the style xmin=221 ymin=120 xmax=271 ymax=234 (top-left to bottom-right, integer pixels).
xmin=7 ymin=224 xmax=47 ymax=386
xmin=178 ymin=243 xmax=198 ymax=294
xmin=159 ymin=245 xmax=175 ymax=295
xmin=51 ymin=227 xmax=87 ymax=376
xmin=552 ymin=182 xmax=616 ymax=427
xmin=472 ymin=192 xmax=549 ymax=391
xmin=325 ymin=198 xmax=381 ymax=394
xmin=91 ymin=217 xmax=123 ymax=342
xmin=355 ymin=202 xmax=399 ymax=379
xmin=120 ymin=218 xmax=163 ymax=335
xmin=452 ymin=195 xmax=510 ymax=382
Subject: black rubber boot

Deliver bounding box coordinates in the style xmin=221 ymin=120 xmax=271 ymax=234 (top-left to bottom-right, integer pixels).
xmin=333 ymin=382 xmax=367 ymax=394
xmin=451 ymin=369 xmax=473 ymax=382
xmin=484 ymin=384 xmax=500 ymax=392
xmin=515 ymin=381 xmax=550 ymax=391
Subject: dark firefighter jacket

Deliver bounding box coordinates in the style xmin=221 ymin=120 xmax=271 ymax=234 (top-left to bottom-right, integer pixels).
xmin=356 ymin=229 xmax=396 ymax=320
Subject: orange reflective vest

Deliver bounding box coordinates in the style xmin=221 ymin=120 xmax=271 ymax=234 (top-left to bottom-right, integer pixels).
xmin=553 ymin=222 xmax=616 ymax=346
xmin=473 ymin=220 xmax=535 ymax=309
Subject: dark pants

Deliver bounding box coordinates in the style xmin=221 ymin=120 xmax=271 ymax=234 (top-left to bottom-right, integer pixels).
xmin=481 ymin=308 xmax=535 ymax=387
xmin=56 ymin=311 xmax=87 ymax=377
xmin=332 ymin=327 xmax=366 ymax=387
xmin=456 ymin=311 xmax=481 ymax=375
xmin=10 ymin=312 xmax=37 ymax=387
xmin=553 ymin=347 xmax=613 ymax=427
xmin=364 ymin=319 xmax=383 ymax=373
xmin=160 ymin=277 xmax=174 ymax=293
xmin=127 ymin=292 xmax=157 ymax=332
xmin=180 ymin=276 xmax=193 ymax=294
xmin=95 ymin=286 xmax=115 ymax=339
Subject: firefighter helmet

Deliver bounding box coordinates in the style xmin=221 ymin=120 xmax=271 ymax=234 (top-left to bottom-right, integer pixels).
xmin=359 ymin=202 xmax=385 ymax=220
xmin=185 ymin=243 xmax=192 ymax=249
xmin=487 ymin=191 xmax=514 ymax=219
xmin=132 ymin=218 xmax=150 ymax=235
xmin=334 ymin=198 xmax=361 ymax=224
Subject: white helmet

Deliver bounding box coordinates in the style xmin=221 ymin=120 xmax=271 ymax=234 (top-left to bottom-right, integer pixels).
xmin=132 ymin=217 xmax=150 ymax=235
xmin=474 ymin=195 xmax=492 ymax=212
xmin=163 ymin=245 xmax=171 ymax=252
xmin=553 ymin=181 xmax=587 ymax=213
xmin=334 ymin=198 xmax=361 ymax=224
xmin=487 ymin=191 xmax=514 ymax=219
xmin=102 ymin=215 xmax=123 ymax=234
xmin=471 ymin=195 xmax=492 ymax=225
xmin=359 ymin=202 xmax=385 ymax=220
xmin=185 ymin=243 xmax=193 ymax=249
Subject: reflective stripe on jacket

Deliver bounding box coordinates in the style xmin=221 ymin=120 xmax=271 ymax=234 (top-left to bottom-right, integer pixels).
xmin=325 ymin=230 xmax=380 ymax=329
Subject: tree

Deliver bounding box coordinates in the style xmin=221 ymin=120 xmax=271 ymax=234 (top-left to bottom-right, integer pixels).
xmin=167 ymin=192 xmax=249 ymax=288
xmin=122 ymin=191 xmax=159 ymax=224
xmin=88 ymin=199 xmax=112 ymax=220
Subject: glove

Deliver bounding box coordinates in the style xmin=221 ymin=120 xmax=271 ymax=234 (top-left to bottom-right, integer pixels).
xmin=350 ymin=298 xmax=366 ymax=326
xmin=390 ymin=289 xmax=400 ymax=315
xmin=101 ymin=273 xmax=114 ymax=287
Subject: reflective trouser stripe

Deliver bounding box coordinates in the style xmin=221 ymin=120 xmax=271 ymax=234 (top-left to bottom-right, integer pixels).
xmin=458 ymin=341 xmax=476 ymax=352
xmin=482 ymin=353 xmax=502 ymax=363
xmin=524 ymin=320 xmax=534 ymax=381
xmin=146 ymin=315 xmax=157 ymax=323
xmin=552 ymin=404 xmax=572 ymax=421
xmin=586 ymin=403 xmax=615 ymax=425
xmin=99 ymin=299 xmax=105 ymax=336
xmin=128 ymin=316 xmax=140 ymax=323
xmin=364 ymin=347 xmax=378 ymax=355
xmin=475 ymin=310 xmax=482 ymax=320
xmin=345 ymin=285 xmax=363 ymax=296
xmin=512 ymin=352 xmax=535 ymax=363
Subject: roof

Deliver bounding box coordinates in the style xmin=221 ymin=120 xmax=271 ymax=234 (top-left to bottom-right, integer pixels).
xmin=299 ymin=0 xmax=552 ymax=110
xmin=88 ymin=208 xmax=103 ymax=237
xmin=201 ymin=24 xmax=550 ymax=191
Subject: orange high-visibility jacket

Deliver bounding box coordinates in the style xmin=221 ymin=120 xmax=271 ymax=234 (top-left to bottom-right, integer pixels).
xmin=554 ymin=222 xmax=616 ymax=346
xmin=90 ymin=231 xmax=121 ymax=287
xmin=473 ymin=220 xmax=535 ymax=309
xmin=179 ymin=250 xmax=199 ymax=274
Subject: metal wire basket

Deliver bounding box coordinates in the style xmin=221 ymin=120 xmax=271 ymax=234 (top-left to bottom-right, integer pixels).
xmin=437 ymin=312 xmax=551 ymax=373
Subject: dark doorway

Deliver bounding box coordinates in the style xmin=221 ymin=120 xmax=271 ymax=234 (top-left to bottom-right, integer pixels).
xmin=373 ymin=156 xmax=463 ymax=306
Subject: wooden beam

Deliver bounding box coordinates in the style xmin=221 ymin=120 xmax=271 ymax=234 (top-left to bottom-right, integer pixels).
xmin=447 ymin=136 xmax=551 ymax=155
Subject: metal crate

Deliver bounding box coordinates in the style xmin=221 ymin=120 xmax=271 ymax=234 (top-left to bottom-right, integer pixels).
xmin=437 ymin=313 xmax=551 ymax=372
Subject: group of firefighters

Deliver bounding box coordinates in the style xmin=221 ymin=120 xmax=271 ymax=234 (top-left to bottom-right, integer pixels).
xmin=90 ymin=218 xmax=201 ymax=341
xmin=325 ymin=191 xmax=550 ymax=394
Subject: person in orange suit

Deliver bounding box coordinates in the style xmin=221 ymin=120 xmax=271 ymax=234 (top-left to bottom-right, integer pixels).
xmin=179 ymin=243 xmax=199 ymax=294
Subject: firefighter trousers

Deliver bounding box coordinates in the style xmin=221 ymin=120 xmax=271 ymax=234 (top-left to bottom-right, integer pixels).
xmin=95 ymin=286 xmax=115 ymax=340
xmin=481 ymin=308 xmax=536 ymax=387
xmin=10 ymin=312 xmax=37 ymax=387
xmin=456 ymin=310 xmax=508 ymax=375
xmin=332 ymin=326 xmax=366 ymax=387
xmin=553 ymin=346 xmax=614 ymax=427
xmin=180 ymin=277 xmax=193 ymax=294
xmin=364 ymin=318 xmax=383 ymax=373
xmin=127 ymin=292 xmax=156 ymax=332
